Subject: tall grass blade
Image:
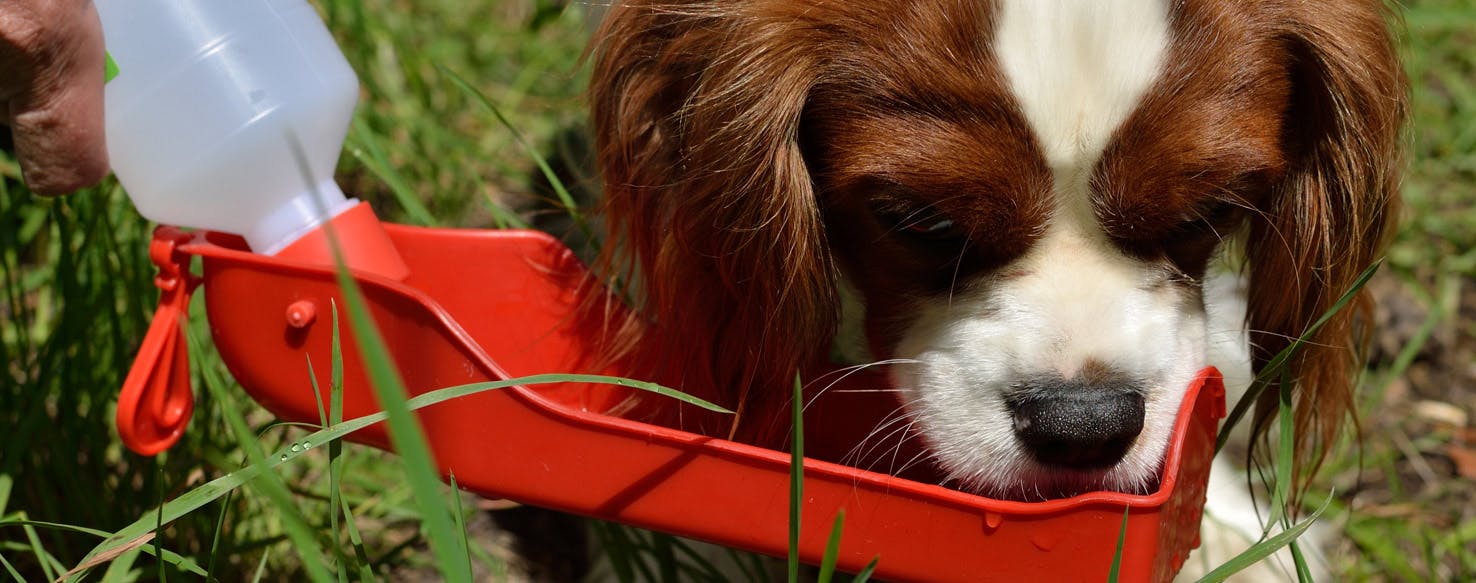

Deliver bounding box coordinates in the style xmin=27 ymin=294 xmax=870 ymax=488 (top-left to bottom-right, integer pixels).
xmin=817 ymin=511 xmax=845 ymax=583
xmin=180 ymin=321 xmax=334 ymax=583
xmin=1107 ymin=506 xmax=1129 ymax=582
xmin=99 ymin=547 xmax=141 ymax=582
xmin=22 ymin=514 xmax=60 ymax=581
xmin=73 ymin=373 xmax=722 ymax=573
xmin=346 ymin=118 xmax=437 ymax=227
xmin=789 ymin=374 xmax=804 ymax=583
xmin=439 ymin=66 xmax=584 ymax=236
xmin=1217 ymin=262 xmax=1379 ymax=450
xmin=154 ymin=466 xmax=167 ymax=583
xmin=326 ymin=305 xmax=374 ymax=582
xmin=284 ymin=133 xmax=468 ymax=582
xmin=250 ymin=547 xmax=271 ymax=583
xmin=1194 ymin=502 xmax=1328 ymax=583
xmin=0 ymin=519 xmax=206 ymax=577
xmin=307 ymin=354 xmax=353 ymax=583
xmin=1264 ymin=368 xmax=1297 ymax=530
xmin=204 ymin=489 xmax=233 ymax=577
xmin=1290 ymin=538 xmax=1312 ymax=582
xmin=0 ymin=554 xmax=20 ymax=583
xmin=448 ymin=473 xmax=473 ymax=581
xmin=852 ymin=557 xmax=879 ymax=583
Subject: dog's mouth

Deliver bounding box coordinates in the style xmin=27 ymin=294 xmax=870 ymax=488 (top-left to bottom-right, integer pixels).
xmin=966 ymin=461 xmax=1166 ymax=502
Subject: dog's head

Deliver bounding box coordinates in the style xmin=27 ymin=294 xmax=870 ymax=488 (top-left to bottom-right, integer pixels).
xmin=589 ymin=0 xmax=1404 ymax=499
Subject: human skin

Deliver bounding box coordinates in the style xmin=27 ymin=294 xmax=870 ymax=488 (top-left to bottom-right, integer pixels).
xmin=0 ymin=0 xmax=108 ymax=195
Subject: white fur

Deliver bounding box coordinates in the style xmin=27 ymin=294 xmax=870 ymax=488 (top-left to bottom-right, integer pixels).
xmin=885 ymin=0 xmax=1197 ymax=497
xmin=994 ymin=0 xmax=1171 ymax=169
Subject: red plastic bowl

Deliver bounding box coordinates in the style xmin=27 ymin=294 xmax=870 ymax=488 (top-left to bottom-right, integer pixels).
xmin=120 ymin=214 xmax=1225 ymax=582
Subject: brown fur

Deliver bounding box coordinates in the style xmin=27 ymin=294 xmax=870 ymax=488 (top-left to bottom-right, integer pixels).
xmin=585 ymin=0 xmax=1406 ymax=490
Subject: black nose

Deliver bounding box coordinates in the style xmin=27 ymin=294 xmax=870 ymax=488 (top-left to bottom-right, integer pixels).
xmin=1006 ymin=378 xmax=1146 ymax=469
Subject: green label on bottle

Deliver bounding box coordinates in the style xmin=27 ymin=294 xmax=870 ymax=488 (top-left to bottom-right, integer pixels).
xmin=104 ymin=52 xmax=119 ymax=83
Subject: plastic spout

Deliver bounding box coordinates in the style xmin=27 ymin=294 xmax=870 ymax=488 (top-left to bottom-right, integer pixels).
xmin=273 ymin=201 xmax=411 ymax=281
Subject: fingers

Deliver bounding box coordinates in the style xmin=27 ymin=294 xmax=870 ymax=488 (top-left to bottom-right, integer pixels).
xmin=1 ymin=0 xmax=110 ymax=195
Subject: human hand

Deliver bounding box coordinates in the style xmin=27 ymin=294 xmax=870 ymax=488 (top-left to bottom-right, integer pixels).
xmin=1 ymin=0 xmax=109 ymax=195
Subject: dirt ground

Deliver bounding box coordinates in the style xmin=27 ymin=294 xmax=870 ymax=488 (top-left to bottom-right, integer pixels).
xmin=1331 ymin=270 xmax=1476 ymax=575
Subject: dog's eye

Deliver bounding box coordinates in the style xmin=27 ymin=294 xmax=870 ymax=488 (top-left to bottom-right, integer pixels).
xmin=1177 ymin=200 xmax=1238 ymax=234
xmin=876 ymin=205 xmax=964 ymax=241
xmin=903 ymin=216 xmax=955 ymax=235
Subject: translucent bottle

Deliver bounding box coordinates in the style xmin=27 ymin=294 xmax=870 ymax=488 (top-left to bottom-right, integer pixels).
xmin=97 ymin=0 xmax=407 ymax=278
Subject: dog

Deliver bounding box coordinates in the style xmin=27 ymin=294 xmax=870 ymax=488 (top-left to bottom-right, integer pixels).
xmin=582 ymin=0 xmax=1404 ymax=556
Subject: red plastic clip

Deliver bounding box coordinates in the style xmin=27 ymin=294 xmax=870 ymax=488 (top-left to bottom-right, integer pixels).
xmin=117 ymin=227 xmax=202 ymax=455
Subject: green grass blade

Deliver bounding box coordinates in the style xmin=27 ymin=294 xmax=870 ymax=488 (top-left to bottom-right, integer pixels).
xmin=785 ymin=374 xmax=808 ymax=583
xmin=307 ymin=354 xmax=354 ymax=583
xmin=1265 ymin=368 xmax=1297 ymax=530
xmin=74 ymin=373 xmax=721 ymax=573
xmin=184 ymin=323 xmax=335 ymax=583
xmin=1108 ymin=506 xmax=1129 ymax=582
xmin=154 ymin=466 xmax=167 ymax=583
xmin=251 ymin=547 xmax=272 ymax=583
xmin=0 ymin=551 xmax=25 ymax=582
xmin=99 ymin=547 xmax=141 ymax=583
xmin=205 ymin=488 xmax=234 ymax=577
xmin=851 ymin=557 xmax=880 ymax=583
xmin=439 ymin=66 xmax=582 ymax=234
xmin=0 ymin=519 xmax=207 ymax=577
xmin=327 ymin=305 xmax=373 ymax=582
xmin=288 ymin=133 xmax=467 ymax=582
xmin=0 ymin=475 xmax=11 ymax=516
xmin=789 ymin=374 xmax=805 ymax=583
xmin=1290 ymin=538 xmax=1312 ymax=582
xmin=1217 ymin=262 xmax=1380 ymax=450
xmin=346 ymin=118 xmax=437 ymax=227
xmin=22 ymin=516 xmax=59 ymax=582
xmin=448 ymin=474 xmax=473 ymax=581
xmin=335 ymin=485 xmax=376 ymax=583
xmin=1195 ymin=503 xmax=1328 ymax=583
xmin=817 ymin=510 xmax=845 ymax=583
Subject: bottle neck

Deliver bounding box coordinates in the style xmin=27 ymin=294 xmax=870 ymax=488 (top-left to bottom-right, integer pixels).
xmin=244 ymin=180 xmax=356 ymax=255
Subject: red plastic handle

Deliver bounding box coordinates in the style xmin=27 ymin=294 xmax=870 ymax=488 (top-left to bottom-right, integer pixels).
xmin=116 ymin=227 xmax=200 ymax=455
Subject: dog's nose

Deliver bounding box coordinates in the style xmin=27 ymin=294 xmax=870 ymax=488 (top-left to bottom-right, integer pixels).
xmin=1006 ymin=379 xmax=1145 ymax=469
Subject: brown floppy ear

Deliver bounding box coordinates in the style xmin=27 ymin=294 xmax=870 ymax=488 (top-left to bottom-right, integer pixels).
xmin=1245 ymin=2 xmax=1406 ymax=485
xmin=586 ymin=2 xmax=837 ymax=441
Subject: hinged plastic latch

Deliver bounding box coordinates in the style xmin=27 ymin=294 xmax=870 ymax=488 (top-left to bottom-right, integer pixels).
xmin=117 ymin=227 xmax=202 ymax=455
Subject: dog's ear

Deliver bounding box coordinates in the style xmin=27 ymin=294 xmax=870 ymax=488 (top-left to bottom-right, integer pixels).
xmin=587 ymin=2 xmax=836 ymax=440
xmin=1245 ymin=2 xmax=1406 ymax=483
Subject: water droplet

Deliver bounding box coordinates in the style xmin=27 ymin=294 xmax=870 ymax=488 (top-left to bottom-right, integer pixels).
xmin=1031 ymin=533 xmax=1059 ymax=552
xmin=302 ymin=441 xmax=312 ymax=449
xmin=290 ymin=443 xmax=302 ymax=452
xmin=279 ymin=454 xmax=288 ymax=461
xmin=984 ymin=512 xmax=1003 ymax=531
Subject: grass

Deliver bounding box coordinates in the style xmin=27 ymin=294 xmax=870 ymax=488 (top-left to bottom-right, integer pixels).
xmin=2 ymin=0 xmax=1474 ymax=580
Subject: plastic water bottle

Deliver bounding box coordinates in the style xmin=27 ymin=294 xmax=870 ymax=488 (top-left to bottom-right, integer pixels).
xmin=96 ymin=0 xmax=407 ymax=278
